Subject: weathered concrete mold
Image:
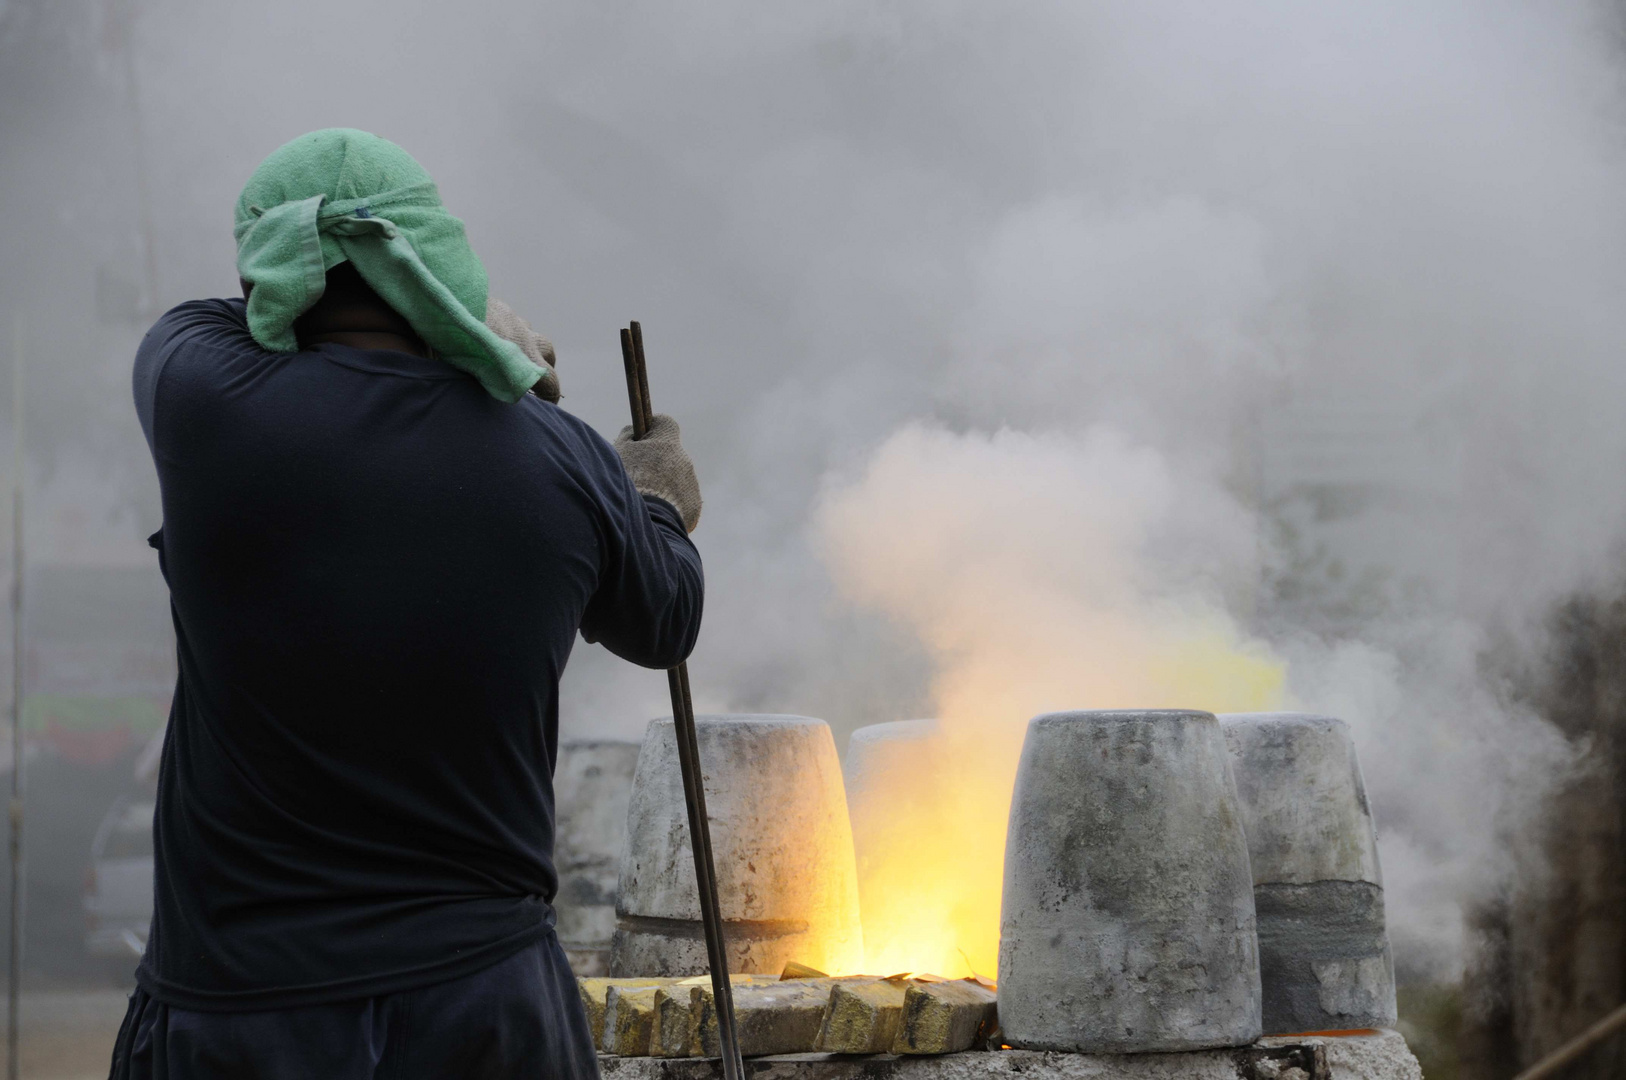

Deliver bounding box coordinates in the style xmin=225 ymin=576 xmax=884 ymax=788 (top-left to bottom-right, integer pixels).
xmin=844 ymin=720 xmax=938 ymax=800
xmin=1222 ymin=712 xmax=1397 ymax=1035
xmin=613 ymin=715 xmax=865 ymax=977
xmin=998 ymin=709 xmax=1262 ymax=1053
xmin=842 ymin=720 xmax=940 ymax=938
xmin=555 ymin=739 xmax=642 ymax=976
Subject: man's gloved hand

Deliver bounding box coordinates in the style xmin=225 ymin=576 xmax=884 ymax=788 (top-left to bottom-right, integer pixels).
xmin=614 ymin=414 xmax=702 ymax=532
xmin=485 ymin=298 xmax=560 ymax=402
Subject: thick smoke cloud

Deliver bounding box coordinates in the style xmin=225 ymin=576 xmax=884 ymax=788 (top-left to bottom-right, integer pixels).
xmin=817 ymin=424 xmax=1284 ymax=975
xmin=4 ymin=0 xmax=1625 ymax=978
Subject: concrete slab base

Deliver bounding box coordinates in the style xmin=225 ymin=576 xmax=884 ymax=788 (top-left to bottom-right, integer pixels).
xmin=599 ymin=1029 xmax=1420 ymax=1080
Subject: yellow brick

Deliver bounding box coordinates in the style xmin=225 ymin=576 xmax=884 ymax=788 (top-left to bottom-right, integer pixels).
xmin=814 ymin=980 xmax=910 ymax=1054
xmin=650 ymin=974 xmax=771 ymax=1057
xmin=891 ymin=979 xmax=999 ymax=1054
xmin=577 ymin=978 xmax=677 ymax=1047
xmin=693 ymin=979 xmax=834 ymax=1057
xmin=650 ymin=986 xmax=693 ymax=1058
xmin=602 ymin=985 xmax=665 ymax=1055
xmin=672 ymin=973 xmax=774 ymax=988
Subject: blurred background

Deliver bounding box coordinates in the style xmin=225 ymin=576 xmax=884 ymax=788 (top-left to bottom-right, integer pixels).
xmin=6 ymin=0 xmax=1626 ymax=1075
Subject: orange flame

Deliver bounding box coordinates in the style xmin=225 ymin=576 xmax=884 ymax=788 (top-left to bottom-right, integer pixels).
xmin=822 ymin=425 xmax=1286 ymax=977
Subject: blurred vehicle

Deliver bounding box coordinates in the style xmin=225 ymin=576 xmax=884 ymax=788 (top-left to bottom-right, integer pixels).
xmin=83 ymin=796 xmax=153 ymax=959
xmin=82 ymin=727 xmax=162 ymax=961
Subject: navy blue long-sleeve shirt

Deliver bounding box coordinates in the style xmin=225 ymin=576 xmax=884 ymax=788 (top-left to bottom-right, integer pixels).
xmin=131 ymin=298 xmax=703 ymax=1010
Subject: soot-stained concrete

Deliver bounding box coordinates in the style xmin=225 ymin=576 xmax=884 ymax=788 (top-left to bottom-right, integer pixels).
xmin=613 ymin=715 xmax=864 ymax=977
xmin=1222 ymin=714 xmax=1396 ymax=1034
xmin=997 ymin=710 xmax=1261 ymax=1053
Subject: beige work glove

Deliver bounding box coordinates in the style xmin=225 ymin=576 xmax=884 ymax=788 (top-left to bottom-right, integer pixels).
xmin=614 ymin=414 xmax=702 ymax=532
xmin=485 ymin=297 xmax=560 ymax=402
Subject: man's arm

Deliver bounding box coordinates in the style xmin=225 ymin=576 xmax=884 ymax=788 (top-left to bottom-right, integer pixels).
xmin=578 ymin=418 xmax=704 ymax=669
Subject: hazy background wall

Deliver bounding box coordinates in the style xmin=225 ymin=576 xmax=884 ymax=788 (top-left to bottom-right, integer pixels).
xmin=3 ymin=1 xmax=1626 ymax=1068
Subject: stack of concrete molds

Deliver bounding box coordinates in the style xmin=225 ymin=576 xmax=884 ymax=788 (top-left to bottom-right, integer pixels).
xmin=554 ymin=739 xmax=641 ymax=976
xmin=612 ymin=715 xmax=865 ymax=977
xmin=999 ymin=710 xmax=1262 ymax=1052
xmin=1222 ymin=712 xmax=1397 ymax=1034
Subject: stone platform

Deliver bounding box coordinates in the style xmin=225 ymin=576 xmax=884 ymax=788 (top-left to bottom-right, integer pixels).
xmin=599 ymin=1029 xmax=1420 ymax=1080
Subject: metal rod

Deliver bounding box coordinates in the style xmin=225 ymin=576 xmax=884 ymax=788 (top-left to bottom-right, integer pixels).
xmin=618 ymin=322 xmax=744 ymax=1080
xmin=1512 ymin=1000 xmax=1626 ymax=1080
xmin=619 ymin=329 xmax=649 ymax=441
xmin=629 ymin=322 xmax=654 ymax=431
xmin=666 ymin=666 xmax=743 ymax=1080
xmin=7 ymin=320 xmax=23 ymax=1080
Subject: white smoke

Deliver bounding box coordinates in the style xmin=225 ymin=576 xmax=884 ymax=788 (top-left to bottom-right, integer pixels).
xmin=5 ymin=0 xmax=1625 ymax=980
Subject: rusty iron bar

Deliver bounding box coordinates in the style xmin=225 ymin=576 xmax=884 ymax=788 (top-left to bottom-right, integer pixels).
xmin=1512 ymin=1000 xmax=1626 ymax=1080
xmin=630 ymin=322 xmax=654 ymax=435
xmin=618 ymin=323 xmax=744 ymax=1080
xmin=619 ymin=327 xmax=648 ymax=439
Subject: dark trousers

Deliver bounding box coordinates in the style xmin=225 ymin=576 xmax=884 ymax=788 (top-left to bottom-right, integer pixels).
xmin=108 ymin=933 xmax=599 ymax=1080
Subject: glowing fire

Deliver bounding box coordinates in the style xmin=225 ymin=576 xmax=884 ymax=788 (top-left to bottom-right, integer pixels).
xmin=820 ymin=425 xmax=1286 ymax=978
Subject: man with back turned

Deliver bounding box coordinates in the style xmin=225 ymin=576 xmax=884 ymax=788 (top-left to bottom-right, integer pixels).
xmin=109 ymin=128 xmax=704 ymax=1079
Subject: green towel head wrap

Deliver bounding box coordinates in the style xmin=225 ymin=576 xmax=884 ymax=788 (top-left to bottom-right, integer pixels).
xmin=233 ymin=128 xmax=550 ymax=404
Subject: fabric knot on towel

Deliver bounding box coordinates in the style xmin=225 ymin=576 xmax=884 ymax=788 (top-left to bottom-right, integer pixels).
xmin=234 ymin=128 xmax=550 ymax=404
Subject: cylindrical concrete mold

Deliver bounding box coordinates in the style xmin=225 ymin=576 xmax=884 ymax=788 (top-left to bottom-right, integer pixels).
xmin=553 ymin=738 xmax=641 ymax=976
xmin=999 ymin=710 xmax=1261 ymax=1053
xmin=842 ymin=720 xmax=944 ymax=974
xmin=843 ymin=718 xmax=940 ymax=892
xmin=844 ymin=719 xmax=938 ymax=803
xmin=612 ymin=715 xmax=865 ymax=977
xmin=1222 ymin=712 xmax=1397 ymax=1034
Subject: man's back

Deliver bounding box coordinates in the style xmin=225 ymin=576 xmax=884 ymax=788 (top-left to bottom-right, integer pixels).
xmin=132 ymin=297 xmax=703 ymax=1010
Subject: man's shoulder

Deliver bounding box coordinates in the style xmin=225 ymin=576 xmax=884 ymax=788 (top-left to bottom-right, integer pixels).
xmin=133 ymin=297 xmax=260 ymax=450
xmin=137 ymin=296 xmax=260 ymax=379
xmin=514 ymin=401 xmax=635 ymax=498
xmin=145 ymin=296 xmax=253 ymax=347
xmin=519 ymin=399 xmax=617 ymax=460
